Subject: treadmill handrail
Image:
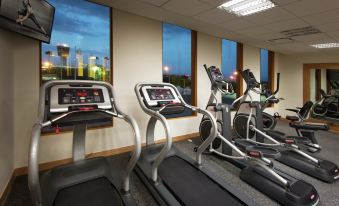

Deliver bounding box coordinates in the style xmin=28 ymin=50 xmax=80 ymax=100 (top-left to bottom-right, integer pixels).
xmin=134 ymin=82 xmax=218 ymax=182
xmin=28 ymin=80 xmax=141 ymax=206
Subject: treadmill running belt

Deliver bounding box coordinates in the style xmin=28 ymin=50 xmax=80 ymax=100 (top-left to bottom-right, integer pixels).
xmin=53 ymin=177 xmax=124 ymax=206
xmin=158 ymin=156 xmax=246 ymax=206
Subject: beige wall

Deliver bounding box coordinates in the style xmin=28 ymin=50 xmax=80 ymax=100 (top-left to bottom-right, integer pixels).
xmin=0 ymin=29 xmax=14 ymax=197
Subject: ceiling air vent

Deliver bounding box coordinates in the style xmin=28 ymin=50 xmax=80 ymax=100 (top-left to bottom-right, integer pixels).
xmin=280 ymin=26 xmax=322 ymax=37
xmin=267 ymin=37 xmax=294 ymax=44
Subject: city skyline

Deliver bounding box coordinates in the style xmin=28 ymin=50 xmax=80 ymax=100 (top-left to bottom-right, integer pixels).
xmin=41 ymin=0 xmax=110 ymax=67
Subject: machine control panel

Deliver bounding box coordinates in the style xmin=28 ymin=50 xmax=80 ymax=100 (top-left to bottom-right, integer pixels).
xmin=209 ymin=67 xmax=225 ymax=82
xmin=58 ymin=88 xmax=104 ymax=105
xmin=49 ymin=85 xmax=112 ymax=113
xmin=141 ymin=86 xmax=181 ymax=107
xmin=242 ymin=69 xmax=260 ymax=88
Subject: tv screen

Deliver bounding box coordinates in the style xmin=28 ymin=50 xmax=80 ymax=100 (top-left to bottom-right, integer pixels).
xmin=0 ymin=0 xmax=54 ymax=43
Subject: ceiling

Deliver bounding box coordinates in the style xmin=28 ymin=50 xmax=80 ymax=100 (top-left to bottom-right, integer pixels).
xmin=93 ymin=0 xmax=339 ymax=54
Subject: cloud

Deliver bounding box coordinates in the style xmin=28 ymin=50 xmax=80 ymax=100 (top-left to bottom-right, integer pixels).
xmin=50 ymin=0 xmax=110 ymax=21
xmin=50 ymin=0 xmax=110 ymax=36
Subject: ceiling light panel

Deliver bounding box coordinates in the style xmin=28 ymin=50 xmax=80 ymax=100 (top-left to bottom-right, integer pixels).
xmin=310 ymin=43 xmax=339 ymax=49
xmin=218 ymin=0 xmax=276 ymax=16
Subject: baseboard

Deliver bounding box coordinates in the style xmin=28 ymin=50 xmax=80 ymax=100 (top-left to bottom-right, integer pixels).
xmin=0 ymin=173 xmax=15 ymax=206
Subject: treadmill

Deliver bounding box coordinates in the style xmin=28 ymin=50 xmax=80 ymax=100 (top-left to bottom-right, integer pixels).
xmin=134 ymin=82 xmax=257 ymax=206
xmin=28 ymin=80 xmax=141 ymax=206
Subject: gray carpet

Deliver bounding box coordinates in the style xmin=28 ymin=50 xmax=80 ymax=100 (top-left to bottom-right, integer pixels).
xmin=4 ymin=120 xmax=339 ymax=206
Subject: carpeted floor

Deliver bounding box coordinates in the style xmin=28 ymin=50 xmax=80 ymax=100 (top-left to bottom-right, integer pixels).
xmin=4 ymin=120 xmax=339 ymax=206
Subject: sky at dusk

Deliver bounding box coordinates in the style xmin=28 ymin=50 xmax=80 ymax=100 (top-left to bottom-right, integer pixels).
xmin=221 ymin=39 xmax=237 ymax=79
xmin=260 ymin=49 xmax=269 ymax=82
xmin=163 ymin=23 xmax=192 ymax=76
xmin=42 ymin=0 xmax=110 ymax=66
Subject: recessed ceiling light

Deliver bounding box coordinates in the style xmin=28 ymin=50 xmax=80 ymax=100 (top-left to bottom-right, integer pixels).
xmin=218 ymin=0 xmax=276 ymax=16
xmin=310 ymin=43 xmax=339 ymax=49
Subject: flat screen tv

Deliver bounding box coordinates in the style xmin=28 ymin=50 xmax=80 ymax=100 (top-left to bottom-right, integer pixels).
xmin=0 ymin=0 xmax=54 ymax=43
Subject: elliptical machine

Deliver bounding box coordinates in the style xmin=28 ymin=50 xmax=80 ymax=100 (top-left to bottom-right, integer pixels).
xmin=233 ymin=69 xmax=339 ymax=183
xmin=198 ymin=65 xmax=320 ymax=206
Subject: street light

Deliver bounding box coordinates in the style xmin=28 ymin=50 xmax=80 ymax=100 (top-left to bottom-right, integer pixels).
xmin=163 ymin=66 xmax=171 ymax=82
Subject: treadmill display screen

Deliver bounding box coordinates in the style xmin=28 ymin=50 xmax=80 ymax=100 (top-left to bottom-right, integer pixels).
xmin=58 ymin=88 xmax=104 ymax=104
xmin=146 ymin=89 xmax=175 ymax=100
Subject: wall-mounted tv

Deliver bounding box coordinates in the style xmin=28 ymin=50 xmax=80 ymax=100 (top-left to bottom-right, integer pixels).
xmin=0 ymin=0 xmax=54 ymax=43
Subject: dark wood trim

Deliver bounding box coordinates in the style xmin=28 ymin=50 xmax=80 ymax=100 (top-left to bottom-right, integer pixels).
xmin=12 ymin=132 xmax=199 ymax=176
xmin=268 ymin=50 xmax=275 ymax=92
xmin=0 ymin=173 xmax=15 ymax=205
xmin=110 ymin=7 xmax=113 ymax=85
xmin=236 ymin=42 xmax=243 ymax=96
xmin=39 ymin=41 xmax=42 ymax=86
xmin=266 ymin=50 xmax=275 ymax=107
xmin=191 ymin=30 xmax=198 ymax=111
xmin=303 ymin=63 xmax=339 ymax=104
xmin=315 ymin=69 xmax=321 ymax=101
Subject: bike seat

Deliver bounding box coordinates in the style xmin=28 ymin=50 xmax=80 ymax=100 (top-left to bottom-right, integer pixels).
xmin=234 ymin=139 xmax=281 ymax=158
xmin=286 ymin=115 xmax=299 ymax=122
xmin=289 ymin=122 xmax=329 ymax=131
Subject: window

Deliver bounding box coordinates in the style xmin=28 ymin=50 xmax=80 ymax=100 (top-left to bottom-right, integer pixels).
xmin=221 ymin=39 xmax=239 ymax=105
xmin=41 ymin=0 xmax=111 ymax=84
xmin=162 ymin=23 xmax=197 ymax=118
xmin=260 ymin=49 xmax=274 ymax=103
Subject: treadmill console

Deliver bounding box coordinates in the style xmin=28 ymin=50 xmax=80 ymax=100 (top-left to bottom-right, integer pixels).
xmin=50 ymin=85 xmax=112 ymax=113
xmin=140 ymin=85 xmax=185 ymax=115
xmin=141 ymin=86 xmax=181 ymax=107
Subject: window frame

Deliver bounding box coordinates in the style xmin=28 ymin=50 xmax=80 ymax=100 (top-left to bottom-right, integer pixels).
xmin=161 ymin=23 xmax=197 ymax=119
xmin=39 ymin=3 xmax=113 ymax=134
xmin=236 ymin=42 xmax=244 ymax=98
